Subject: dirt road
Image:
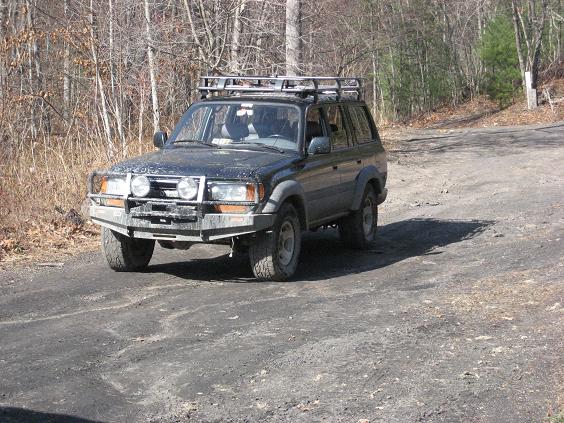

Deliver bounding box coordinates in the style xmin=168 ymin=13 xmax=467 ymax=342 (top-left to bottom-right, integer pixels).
xmin=1 ymin=123 xmax=563 ymax=422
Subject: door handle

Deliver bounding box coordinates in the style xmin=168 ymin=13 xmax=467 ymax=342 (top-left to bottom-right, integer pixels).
xmin=356 ymin=160 xmax=362 ymax=164
xmin=332 ymin=165 xmax=338 ymax=170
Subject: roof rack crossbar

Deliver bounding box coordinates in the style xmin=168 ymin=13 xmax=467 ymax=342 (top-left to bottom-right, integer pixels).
xmin=198 ymin=76 xmax=363 ymax=101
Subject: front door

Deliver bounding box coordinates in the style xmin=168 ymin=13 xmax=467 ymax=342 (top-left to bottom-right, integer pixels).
xmin=297 ymin=107 xmax=341 ymax=224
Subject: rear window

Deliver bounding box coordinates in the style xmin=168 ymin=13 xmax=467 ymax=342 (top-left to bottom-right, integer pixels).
xmin=348 ymin=106 xmax=373 ymax=144
xmin=325 ymin=105 xmax=349 ymax=150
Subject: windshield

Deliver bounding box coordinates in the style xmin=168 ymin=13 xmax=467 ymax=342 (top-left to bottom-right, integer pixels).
xmin=169 ymin=102 xmax=301 ymax=151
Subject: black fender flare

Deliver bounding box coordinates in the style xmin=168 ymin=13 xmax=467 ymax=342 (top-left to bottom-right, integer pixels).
xmin=351 ymin=166 xmax=385 ymax=210
xmin=262 ymin=180 xmax=308 ymax=229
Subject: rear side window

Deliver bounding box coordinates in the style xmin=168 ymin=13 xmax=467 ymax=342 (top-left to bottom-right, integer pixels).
xmin=349 ymin=106 xmax=374 ymax=144
xmin=325 ymin=105 xmax=349 ymax=150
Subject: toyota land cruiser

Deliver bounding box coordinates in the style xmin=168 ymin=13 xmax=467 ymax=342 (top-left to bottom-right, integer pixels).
xmin=88 ymin=76 xmax=387 ymax=281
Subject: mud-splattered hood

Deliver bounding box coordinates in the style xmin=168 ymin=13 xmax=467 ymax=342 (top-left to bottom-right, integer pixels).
xmin=110 ymin=145 xmax=299 ymax=180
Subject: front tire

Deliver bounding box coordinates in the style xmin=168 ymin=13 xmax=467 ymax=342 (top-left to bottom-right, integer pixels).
xmin=249 ymin=203 xmax=301 ymax=281
xmin=101 ymin=227 xmax=155 ymax=272
xmin=339 ymin=185 xmax=378 ymax=249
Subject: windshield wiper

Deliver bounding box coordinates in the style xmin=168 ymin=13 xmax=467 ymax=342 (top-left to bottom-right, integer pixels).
xmin=174 ymin=139 xmax=217 ymax=148
xmin=233 ymin=142 xmax=285 ymax=154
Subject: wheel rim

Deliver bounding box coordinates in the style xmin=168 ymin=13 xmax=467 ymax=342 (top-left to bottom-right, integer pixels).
xmin=362 ymin=197 xmax=374 ymax=238
xmin=278 ymin=220 xmax=295 ymax=266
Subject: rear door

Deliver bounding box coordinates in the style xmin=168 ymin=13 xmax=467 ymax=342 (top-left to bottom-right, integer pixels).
xmin=347 ymin=104 xmax=385 ymax=178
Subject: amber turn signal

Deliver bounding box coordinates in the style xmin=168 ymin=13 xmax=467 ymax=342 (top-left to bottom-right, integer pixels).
xmin=100 ymin=176 xmax=108 ymax=193
xmin=215 ymin=205 xmax=249 ymax=213
xmin=104 ymin=198 xmax=125 ymax=207
xmin=246 ymin=183 xmax=265 ymax=201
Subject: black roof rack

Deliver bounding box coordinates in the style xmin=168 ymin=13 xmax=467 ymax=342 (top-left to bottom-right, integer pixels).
xmin=198 ymin=76 xmax=363 ymax=101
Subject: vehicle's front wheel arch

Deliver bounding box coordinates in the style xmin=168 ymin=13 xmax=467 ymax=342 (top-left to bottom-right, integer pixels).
xmin=284 ymin=195 xmax=307 ymax=231
xmin=262 ymin=180 xmax=308 ymax=230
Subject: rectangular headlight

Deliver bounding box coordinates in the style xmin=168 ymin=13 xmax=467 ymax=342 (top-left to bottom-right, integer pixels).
xmin=207 ymin=183 xmax=265 ymax=213
xmin=101 ymin=176 xmax=127 ymax=196
xmin=209 ymin=183 xmax=250 ymax=202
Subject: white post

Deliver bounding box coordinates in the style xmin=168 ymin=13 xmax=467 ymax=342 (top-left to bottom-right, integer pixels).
xmin=525 ymin=71 xmax=537 ymax=110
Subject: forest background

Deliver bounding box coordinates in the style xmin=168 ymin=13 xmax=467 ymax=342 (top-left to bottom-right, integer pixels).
xmin=0 ymin=0 xmax=562 ymax=258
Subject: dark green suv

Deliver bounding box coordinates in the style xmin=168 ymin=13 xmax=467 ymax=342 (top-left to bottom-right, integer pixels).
xmin=88 ymin=76 xmax=387 ymax=281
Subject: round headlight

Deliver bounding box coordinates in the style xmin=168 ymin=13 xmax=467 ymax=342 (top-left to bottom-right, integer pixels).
xmin=131 ymin=175 xmax=151 ymax=197
xmin=177 ymin=177 xmax=198 ymax=200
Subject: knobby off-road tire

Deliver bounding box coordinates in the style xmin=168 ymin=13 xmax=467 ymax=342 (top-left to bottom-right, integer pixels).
xmin=339 ymin=185 xmax=378 ymax=249
xmin=101 ymin=227 xmax=155 ymax=272
xmin=249 ymin=203 xmax=302 ymax=281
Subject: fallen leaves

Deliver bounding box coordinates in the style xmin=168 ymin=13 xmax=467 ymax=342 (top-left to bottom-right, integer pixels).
xmin=381 ymin=78 xmax=564 ymax=139
xmin=0 ymin=215 xmax=99 ymax=266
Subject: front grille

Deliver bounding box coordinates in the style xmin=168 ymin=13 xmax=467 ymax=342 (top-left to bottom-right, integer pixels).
xmin=147 ymin=176 xmax=182 ymax=199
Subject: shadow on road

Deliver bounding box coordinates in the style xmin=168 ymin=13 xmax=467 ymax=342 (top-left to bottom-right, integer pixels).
xmin=296 ymin=217 xmax=492 ymax=281
xmin=0 ymin=407 xmax=103 ymax=423
xmin=148 ymin=218 xmax=492 ymax=283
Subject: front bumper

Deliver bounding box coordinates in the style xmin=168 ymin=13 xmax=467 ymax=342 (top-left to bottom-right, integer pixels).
xmin=88 ymin=172 xmax=274 ymax=242
xmin=90 ymin=204 xmax=275 ymax=242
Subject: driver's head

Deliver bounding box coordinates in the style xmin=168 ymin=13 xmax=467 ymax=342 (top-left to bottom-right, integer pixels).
xmin=260 ymin=107 xmax=277 ymax=123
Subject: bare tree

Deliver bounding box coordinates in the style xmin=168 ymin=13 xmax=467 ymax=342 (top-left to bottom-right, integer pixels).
xmin=230 ymin=0 xmax=247 ymax=73
xmin=144 ymin=0 xmax=160 ymax=133
xmin=63 ymin=0 xmax=71 ymax=122
xmin=286 ymin=0 xmax=302 ymax=75
xmin=511 ymin=0 xmax=550 ymax=106
xmin=90 ymin=0 xmax=114 ymax=155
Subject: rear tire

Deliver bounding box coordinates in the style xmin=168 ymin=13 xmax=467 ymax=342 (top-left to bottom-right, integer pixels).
xmin=249 ymin=203 xmax=301 ymax=281
xmin=339 ymin=185 xmax=378 ymax=249
xmin=101 ymin=227 xmax=155 ymax=272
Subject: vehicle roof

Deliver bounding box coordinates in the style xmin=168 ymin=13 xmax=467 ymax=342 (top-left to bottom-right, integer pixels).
xmin=197 ymin=94 xmax=367 ymax=107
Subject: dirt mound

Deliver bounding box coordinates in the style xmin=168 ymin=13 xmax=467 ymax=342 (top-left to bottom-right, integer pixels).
xmin=394 ymin=77 xmax=564 ymax=130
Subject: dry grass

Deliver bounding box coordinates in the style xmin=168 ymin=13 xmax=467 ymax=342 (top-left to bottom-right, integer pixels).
xmin=0 ymin=135 xmax=153 ymax=265
xmin=2 ymin=79 xmax=564 ymax=265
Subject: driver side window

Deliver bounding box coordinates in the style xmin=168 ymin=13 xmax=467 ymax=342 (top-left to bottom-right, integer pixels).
xmin=304 ymin=107 xmax=324 ymax=149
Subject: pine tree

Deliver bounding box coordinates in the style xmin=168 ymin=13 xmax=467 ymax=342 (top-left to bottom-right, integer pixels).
xmin=479 ymin=15 xmax=521 ymax=108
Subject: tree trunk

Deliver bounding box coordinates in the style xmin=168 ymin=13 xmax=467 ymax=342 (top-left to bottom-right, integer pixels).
xmin=63 ymin=0 xmax=71 ymax=122
xmin=0 ymin=0 xmax=8 ymax=92
xmin=26 ymin=0 xmax=45 ymax=138
xmin=529 ymin=0 xmax=548 ymax=90
xmin=511 ymin=0 xmax=527 ymax=94
xmin=144 ymin=0 xmax=160 ymax=134
xmin=90 ymin=0 xmax=114 ymax=155
xmin=285 ymin=0 xmax=302 ymax=76
xmin=513 ymin=0 xmax=549 ymax=107
xmin=108 ymin=0 xmax=125 ymax=154
xmin=230 ymin=0 xmax=247 ymax=73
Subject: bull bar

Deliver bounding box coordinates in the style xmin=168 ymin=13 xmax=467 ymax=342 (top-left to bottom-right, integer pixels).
xmin=87 ymin=171 xmax=275 ymax=242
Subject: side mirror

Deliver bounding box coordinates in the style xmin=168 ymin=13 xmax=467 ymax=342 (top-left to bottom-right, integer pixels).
xmin=153 ymin=131 xmax=168 ymax=149
xmin=307 ymin=136 xmax=331 ymax=155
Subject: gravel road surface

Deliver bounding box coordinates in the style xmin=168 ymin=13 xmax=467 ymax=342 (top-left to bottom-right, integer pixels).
xmin=1 ymin=123 xmax=563 ymax=422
